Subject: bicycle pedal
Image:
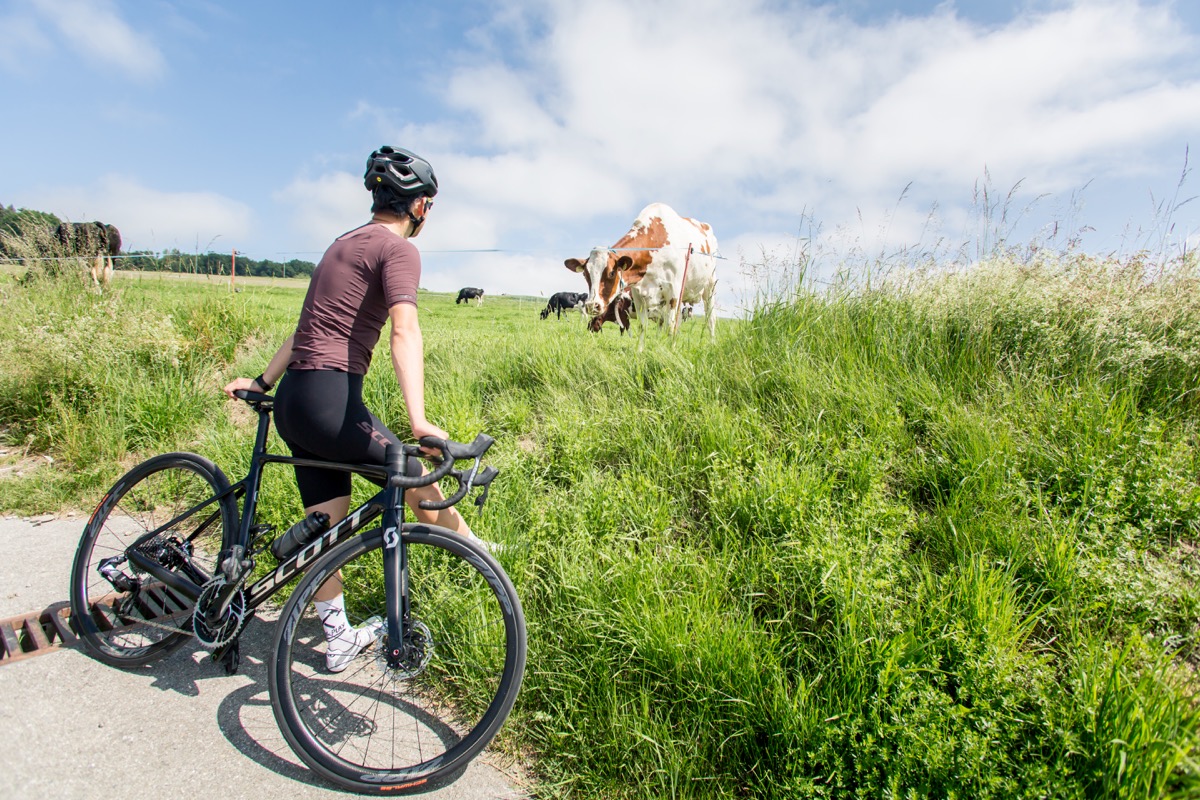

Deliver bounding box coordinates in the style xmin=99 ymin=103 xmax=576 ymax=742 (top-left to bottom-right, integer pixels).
xmin=215 ymin=640 xmax=241 ymax=675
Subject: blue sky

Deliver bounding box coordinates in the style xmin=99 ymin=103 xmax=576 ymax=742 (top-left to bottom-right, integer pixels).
xmin=4 ymin=0 xmax=1200 ymax=312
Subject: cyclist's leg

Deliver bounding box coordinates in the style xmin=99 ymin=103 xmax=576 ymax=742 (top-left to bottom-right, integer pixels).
xmin=278 ymin=438 xmax=370 ymax=666
xmin=285 ymin=481 xmax=374 ymax=669
xmin=275 ymin=370 xmax=482 ymax=667
xmin=304 ymin=495 xmax=350 ymax=603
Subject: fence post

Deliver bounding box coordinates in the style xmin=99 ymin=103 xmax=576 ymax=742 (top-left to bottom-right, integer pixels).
xmin=672 ymin=244 xmax=693 ymax=336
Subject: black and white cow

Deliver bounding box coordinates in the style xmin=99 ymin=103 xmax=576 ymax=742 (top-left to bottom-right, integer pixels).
xmin=56 ymin=221 xmax=121 ymax=286
xmin=456 ymin=287 xmax=485 ymax=305
xmin=540 ymin=291 xmax=587 ymax=320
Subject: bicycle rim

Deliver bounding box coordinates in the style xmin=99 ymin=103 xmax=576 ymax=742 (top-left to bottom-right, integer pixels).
xmin=270 ymin=525 xmax=526 ymax=794
xmin=70 ymin=453 xmax=234 ymax=667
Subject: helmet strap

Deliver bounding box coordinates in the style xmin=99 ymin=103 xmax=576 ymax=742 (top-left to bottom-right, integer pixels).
xmin=405 ymin=196 xmax=431 ymax=232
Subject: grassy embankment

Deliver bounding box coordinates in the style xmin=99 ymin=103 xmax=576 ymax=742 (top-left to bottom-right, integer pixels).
xmin=0 ymin=256 xmax=1197 ymax=799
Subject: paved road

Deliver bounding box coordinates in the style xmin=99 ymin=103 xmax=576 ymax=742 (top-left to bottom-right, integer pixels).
xmin=0 ymin=515 xmax=529 ymax=800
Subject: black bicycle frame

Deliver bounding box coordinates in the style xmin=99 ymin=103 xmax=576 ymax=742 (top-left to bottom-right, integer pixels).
xmin=127 ymin=398 xmax=411 ymax=628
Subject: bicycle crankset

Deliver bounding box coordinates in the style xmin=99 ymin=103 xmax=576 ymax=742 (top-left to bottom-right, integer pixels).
xmin=193 ymin=577 xmax=247 ymax=649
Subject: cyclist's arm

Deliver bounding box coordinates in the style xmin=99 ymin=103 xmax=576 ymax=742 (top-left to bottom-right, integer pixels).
xmin=388 ymin=303 xmax=448 ymax=443
xmin=222 ymin=332 xmax=295 ymax=398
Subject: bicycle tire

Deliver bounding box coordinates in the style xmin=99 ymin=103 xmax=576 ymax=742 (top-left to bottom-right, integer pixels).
xmin=70 ymin=452 xmax=237 ymax=668
xmin=269 ymin=524 xmax=526 ymax=794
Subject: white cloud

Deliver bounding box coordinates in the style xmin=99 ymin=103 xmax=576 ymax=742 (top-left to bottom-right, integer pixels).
xmin=446 ymin=151 xmax=633 ymax=221
xmin=843 ymin=2 xmax=1200 ymax=191
xmin=28 ymin=0 xmax=166 ymax=81
xmin=417 ymin=251 xmax=569 ymax=298
xmin=27 ymin=175 xmax=253 ymax=254
xmin=436 ymin=0 xmax=1200 ymax=265
xmin=274 ymin=171 xmax=364 ymax=255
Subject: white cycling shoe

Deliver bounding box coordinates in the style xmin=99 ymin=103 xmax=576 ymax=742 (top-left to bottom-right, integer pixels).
xmin=325 ymin=615 xmax=384 ymax=674
xmin=466 ymin=533 xmax=505 ymax=555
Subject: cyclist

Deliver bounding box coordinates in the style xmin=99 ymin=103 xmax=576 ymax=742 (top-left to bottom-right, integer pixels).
xmin=224 ymin=145 xmax=477 ymax=672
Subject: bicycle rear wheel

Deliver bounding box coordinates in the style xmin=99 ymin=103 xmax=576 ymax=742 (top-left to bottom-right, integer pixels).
xmin=70 ymin=452 xmax=236 ymax=667
xmin=270 ymin=524 xmax=526 ymax=795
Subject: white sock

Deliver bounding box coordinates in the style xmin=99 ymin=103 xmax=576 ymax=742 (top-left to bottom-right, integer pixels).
xmin=315 ymin=594 xmax=350 ymax=644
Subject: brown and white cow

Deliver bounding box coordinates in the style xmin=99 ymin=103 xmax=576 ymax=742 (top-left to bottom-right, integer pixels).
xmin=565 ymin=203 xmax=717 ymax=350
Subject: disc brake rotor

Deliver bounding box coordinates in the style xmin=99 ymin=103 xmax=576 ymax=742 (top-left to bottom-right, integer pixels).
xmin=378 ymin=620 xmax=434 ymax=681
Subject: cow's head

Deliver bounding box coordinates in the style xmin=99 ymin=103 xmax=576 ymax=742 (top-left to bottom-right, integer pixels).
xmin=565 ymin=249 xmax=644 ymax=320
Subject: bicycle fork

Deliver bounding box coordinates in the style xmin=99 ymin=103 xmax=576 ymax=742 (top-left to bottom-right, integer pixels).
xmin=382 ymin=444 xmax=411 ymax=670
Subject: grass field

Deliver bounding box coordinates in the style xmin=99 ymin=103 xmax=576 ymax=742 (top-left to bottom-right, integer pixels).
xmin=0 ymin=255 xmax=1197 ymax=799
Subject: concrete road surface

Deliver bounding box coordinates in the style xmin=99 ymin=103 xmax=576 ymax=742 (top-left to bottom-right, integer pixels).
xmin=0 ymin=515 xmax=530 ymax=800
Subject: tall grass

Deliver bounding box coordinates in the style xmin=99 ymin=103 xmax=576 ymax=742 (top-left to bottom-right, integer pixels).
xmin=0 ymin=253 xmax=1197 ymax=798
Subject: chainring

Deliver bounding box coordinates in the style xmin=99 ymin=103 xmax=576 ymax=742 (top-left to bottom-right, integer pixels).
xmin=192 ymin=577 xmax=246 ymax=649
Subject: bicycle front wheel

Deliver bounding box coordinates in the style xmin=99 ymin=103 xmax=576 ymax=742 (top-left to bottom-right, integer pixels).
xmin=270 ymin=524 xmax=526 ymax=795
xmin=70 ymin=452 xmax=236 ymax=667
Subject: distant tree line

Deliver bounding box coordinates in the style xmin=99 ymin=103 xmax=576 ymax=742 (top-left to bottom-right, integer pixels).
xmin=121 ymin=249 xmax=316 ymax=279
xmin=0 ymin=203 xmax=315 ymax=279
xmin=0 ymin=204 xmax=60 ymax=238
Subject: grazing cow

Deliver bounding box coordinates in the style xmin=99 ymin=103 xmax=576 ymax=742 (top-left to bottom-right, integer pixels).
xmin=55 ymin=221 xmax=121 ymax=286
xmin=587 ymin=291 xmax=633 ymax=335
xmin=540 ymin=291 xmax=587 ymax=320
xmin=456 ymin=287 xmax=485 ymax=305
xmin=565 ymin=202 xmax=717 ymax=350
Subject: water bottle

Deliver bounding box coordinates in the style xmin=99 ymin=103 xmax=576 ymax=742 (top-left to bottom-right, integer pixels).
xmin=270 ymin=510 xmax=331 ymax=561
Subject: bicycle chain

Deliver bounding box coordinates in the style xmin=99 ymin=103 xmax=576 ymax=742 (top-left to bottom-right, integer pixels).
xmin=111 ymin=605 xmax=193 ymax=636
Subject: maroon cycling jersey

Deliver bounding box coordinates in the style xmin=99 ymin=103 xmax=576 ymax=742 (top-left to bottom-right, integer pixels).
xmin=289 ymin=223 xmax=421 ymax=374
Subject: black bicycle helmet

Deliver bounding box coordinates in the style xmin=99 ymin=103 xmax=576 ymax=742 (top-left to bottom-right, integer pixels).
xmin=364 ymin=146 xmax=438 ymax=198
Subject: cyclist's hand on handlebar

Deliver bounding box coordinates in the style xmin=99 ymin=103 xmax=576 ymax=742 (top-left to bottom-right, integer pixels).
xmin=223 ymin=376 xmax=257 ymax=399
xmin=410 ymin=419 xmax=451 ymax=456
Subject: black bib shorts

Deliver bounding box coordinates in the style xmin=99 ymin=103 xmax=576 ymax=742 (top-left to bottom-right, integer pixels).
xmin=274 ymin=368 xmax=419 ymax=507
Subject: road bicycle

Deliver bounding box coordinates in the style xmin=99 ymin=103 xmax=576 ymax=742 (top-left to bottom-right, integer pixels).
xmin=68 ymin=389 xmax=527 ymax=795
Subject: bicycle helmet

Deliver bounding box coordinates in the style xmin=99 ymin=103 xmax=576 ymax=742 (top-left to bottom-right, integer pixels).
xmin=364 ymin=146 xmax=438 ymax=198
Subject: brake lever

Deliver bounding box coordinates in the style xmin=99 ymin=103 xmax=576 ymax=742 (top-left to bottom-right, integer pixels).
xmin=472 ymin=466 xmax=499 ymax=508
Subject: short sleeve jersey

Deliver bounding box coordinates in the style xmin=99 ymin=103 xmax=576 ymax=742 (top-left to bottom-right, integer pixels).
xmin=289 ymin=223 xmax=421 ymax=375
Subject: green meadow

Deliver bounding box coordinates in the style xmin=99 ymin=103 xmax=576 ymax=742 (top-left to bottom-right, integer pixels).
xmin=0 ymin=255 xmax=1197 ymax=799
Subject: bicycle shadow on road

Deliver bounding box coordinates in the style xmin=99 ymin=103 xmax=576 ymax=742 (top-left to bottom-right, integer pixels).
xmin=66 ymin=607 xmax=485 ymax=795
xmin=73 ymin=607 xmax=330 ymax=788
xmin=201 ymin=615 xmax=336 ymax=789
